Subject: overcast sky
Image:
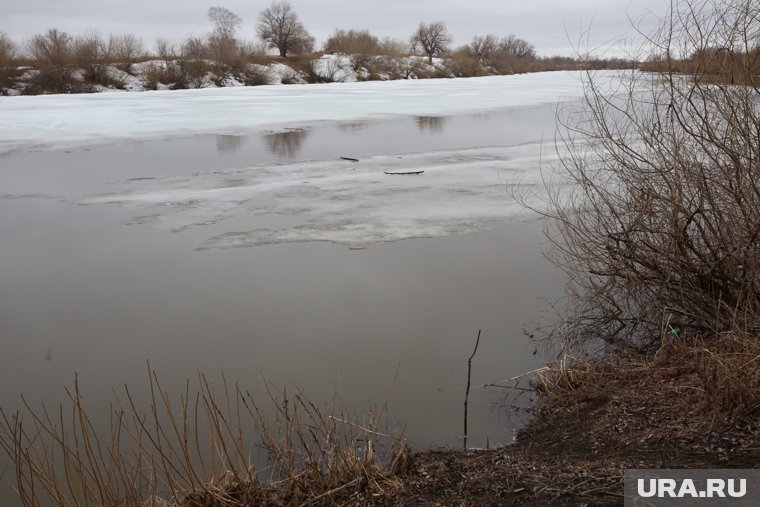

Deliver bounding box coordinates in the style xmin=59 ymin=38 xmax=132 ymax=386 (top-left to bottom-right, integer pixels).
xmin=3 ymin=0 xmax=667 ymax=57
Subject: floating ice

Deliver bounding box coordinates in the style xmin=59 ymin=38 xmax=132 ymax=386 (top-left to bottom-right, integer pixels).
xmin=80 ymin=143 xmax=563 ymax=249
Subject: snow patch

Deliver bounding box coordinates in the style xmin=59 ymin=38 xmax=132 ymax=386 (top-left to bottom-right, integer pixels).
xmin=0 ymin=71 xmax=616 ymax=153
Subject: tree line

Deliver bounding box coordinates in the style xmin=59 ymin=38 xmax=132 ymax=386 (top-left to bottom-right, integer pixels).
xmin=0 ymin=1 xmax=634 ymax=94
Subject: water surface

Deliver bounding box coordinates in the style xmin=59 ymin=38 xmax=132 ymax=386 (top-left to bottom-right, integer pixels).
xmin=0 ymin=106 xmax=565 ymax=503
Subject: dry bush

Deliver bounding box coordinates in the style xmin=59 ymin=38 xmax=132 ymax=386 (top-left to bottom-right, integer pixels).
xmin=529 ymin=0 xmax=760 ymax=353
xmin=445 ymin=47 xmax=485 ymax=77
xmin=324 ymin=29 xmax=381 ymax=55
xmin=109 ymin=33 xmax=144 ymax=72
xmin=348 ymin=38 xmax=411 ymax=80
xmin=694 ymin=330 xmax=760 ymax=415
xmin=236 ymin=40 xmax=266 ymax=65
xmin=143 ymin=59 xmax=210 ymax=90
xmin=142 ymin=61 xmax=192 ymax=90
xmin=535 ymin=330 xmax=760 ymax=417
xmin=372 ymin=57 xmax=428 ymax=80
xmin=146 ymin=39 xmax=212 ymax=89
xmin=469 ymin=34 xmax=535 ymax=73
xmin=0 ymin=32 xmax=18 ymax=92
xmin=323 ymin=29 xmax=384 ymax=75
xmin=241 ymin=68 xmax=273 ymax=86
xmin=489 ymin=50 xmax=536 ymax=74
xmin=25 ymin=29 xmax=74 ymax=93
xmin=73 ymin=32 xmax=126 ymax=89
xmin=379 ymin=37 xmax=408 ymax=59
xmin=0 ymin=370 xmax=408 ymax=506
xmin=182 ymin=37 xmax=208 ymax=60
xmin=154 ymin=38 xmax=178 ymax=60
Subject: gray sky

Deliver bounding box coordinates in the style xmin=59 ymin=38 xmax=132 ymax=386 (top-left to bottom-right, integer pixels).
xmin=2 ymin=0 xmax=667 ymax=57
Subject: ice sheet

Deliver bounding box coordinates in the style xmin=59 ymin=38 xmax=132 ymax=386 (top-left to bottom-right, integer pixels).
xmin=77 ymin=143 xmax=562 ymax=249
xmin=0 ymin=71 xmax=613 ymax=154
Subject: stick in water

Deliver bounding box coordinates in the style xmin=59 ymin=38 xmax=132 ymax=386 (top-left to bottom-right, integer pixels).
xmin=463 ymin=329 xmax=481 ymax=450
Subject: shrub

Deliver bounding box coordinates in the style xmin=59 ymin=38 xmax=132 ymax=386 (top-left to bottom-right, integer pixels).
xmin=445 ymin=47 xmax=485 ymax=77
xmin=26 ymin=29 xmax=74 ymax=93
xmin=109 ymin=33 xmax=144 ymax=72
xmin=379 ymin=37 xmax=409 ymax=58
xmin=324 ymin=29 xmax=381 ymax=55
xmin=535 ymin=0 xmax=760 ymax=352
xmin=0 ymin=32 xmax=18 ymax=93
xmin=73 ymin=32 xmax=126 ymax=89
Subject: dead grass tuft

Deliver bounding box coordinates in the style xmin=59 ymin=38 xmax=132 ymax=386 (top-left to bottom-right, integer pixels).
xmin=0 ymin=368 xmax=408 ymax=506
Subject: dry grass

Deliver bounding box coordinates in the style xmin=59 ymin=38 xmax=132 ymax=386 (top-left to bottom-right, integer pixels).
xmin=0 ymin=368 xmax=409 ymax=506
xmin=526 ymin=331 xmax=760 ymax=464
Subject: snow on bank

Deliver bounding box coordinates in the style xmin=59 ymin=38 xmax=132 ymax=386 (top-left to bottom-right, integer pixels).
xmin=0 ymin=71 xmax=611 ymax=154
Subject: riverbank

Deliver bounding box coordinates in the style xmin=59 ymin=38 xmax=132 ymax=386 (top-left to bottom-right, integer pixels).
xmin=381 ymin=333 xmax=759 ymax=505
xmin=127 ymin=333 xmax=758 ymax=506
xmin=2 ymin=334 xmax=757 ymax=506
xmin=1 ymin=50 xmax=634 ymax=97
xmin=306 ymin=333 xmax=760 ymax=505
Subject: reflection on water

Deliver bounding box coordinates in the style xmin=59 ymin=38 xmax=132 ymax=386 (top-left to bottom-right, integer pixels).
xmin=264 ymin=129 xmax=310 ymax=159
xmin=337 ymin=122 xmax=370 ymax=133
xmin=215 ymin=135 xmax=244 ymax=153
xmin=415 ymin=116 xmax=447 ymax=133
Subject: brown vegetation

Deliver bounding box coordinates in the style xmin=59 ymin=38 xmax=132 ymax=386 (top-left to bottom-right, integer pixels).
xmin=530 ymin=0 xmax=760 ymax=352
xmin=0 ymin=32 xmax=19 ymax=93
xmin=469 ymin=33 xmax=537 ymax=73
xmin=26 ymin=28 xmax=74 ymax=93
xmin=0 ymin=9 xmax=636 ymax=95
xmin=324 ymin=29 xmax=381 ymax=56
xmin=0 ymin=370 xmax=409 ymax=506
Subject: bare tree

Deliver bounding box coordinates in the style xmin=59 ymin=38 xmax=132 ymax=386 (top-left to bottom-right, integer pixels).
xmin=207 ymin=6 xmax=241 ymax=70
xmin=0 ymin=32 xmax=16 ymax=63
xmin=469 ymin=34 xmax=500 ymax=63
xmin=109 ymin=33 xmax=144 ymax=71
xmin=208 ymin=6 xmax=242 ymax=41
xmin=410 ymin=21 xmax=452 ymax=64
xmin=256 ymin=1 xmax=314 ymax=57
xmin=498 ymin=34 xmax=535 ymax=59
xmin=531 ymin=0 xmax=760 ymax=352
xmin=154 ymin=38 xmax=177 ymax=60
